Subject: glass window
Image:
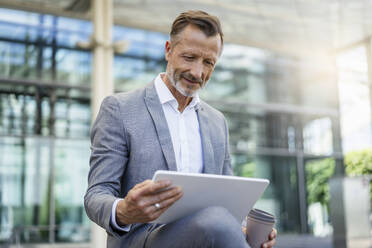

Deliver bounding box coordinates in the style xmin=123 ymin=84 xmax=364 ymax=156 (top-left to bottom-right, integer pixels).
xmin=233 ymin=154 xmax=301 ymax=233
xmin=337 ymin=46 xmax=372 ymax=152
xmin=201 ymin=44 xmax=339 ymax=109
xmin=54 ymin=139 xmax=90 ymax=242
xmin=303 ymin=117 xmax=333 ymax=155
xmin=0 ymin=41 xmax=39 ymax=80
xmin=223 ymin=110 xmax=299 ymax=151
xmin=305 ymin=158 xmax=335 ymax=236
xmin=0 ymin=137 xmax=51 ymax=243
xmin=0 ymin=9 xmax=40 ymax=26
xmin=299 ymin=59 xmax=339 ymax=109
xmin=0 ymin=136 xmax=91 ymax=244
xmin=114 ymin=56 xmax=166 ymax=91
xmin=0 ymin=10 xmax=92 ymax=243
xmin=55 ymin=49 xmax=91 ymax=86
xmin=113 ymin=26 xmax=167 ymax=60
xmin=0 ymin=93 xmax=36 ymax=136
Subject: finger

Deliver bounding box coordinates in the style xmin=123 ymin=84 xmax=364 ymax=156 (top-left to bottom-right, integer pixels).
xmin=131 ymin=187 xmax=182 ymax=219
xmin=150 ymin=191 xmax=184 ymax=221
xmin=126 ymin=181 xmax=153 ymax=202
xmin=241 ymin=226 xmax=247 ymax=235
xmin=144 ymin=186 xmax=182 ymax=207
xmin=137 ymin=180 xmax=172 ymax=196
xmin=132 ymin=180 xmax=152 ymax=190
xmin=138 ymin=191 xmax=181 ymax=221
xmin=262 ymin=239 xmax=275 ymax=248
xmin=269 ymin=228 xmax=277 ymax=240
xmin=147 ymin=192 xmax=183 ymax=221
xmin=156 ymin=191 xmax=183 ymax=211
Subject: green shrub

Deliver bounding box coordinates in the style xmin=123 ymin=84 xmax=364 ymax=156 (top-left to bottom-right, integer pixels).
xmin=306 ymin=158 xmax=335 ymax=206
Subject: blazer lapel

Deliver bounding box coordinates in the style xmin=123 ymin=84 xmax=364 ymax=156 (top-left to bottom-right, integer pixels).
xmin=144 ymin=83 xmax=178 ymax=172
xmin=197 ymin=103 xmax=216 ymax=174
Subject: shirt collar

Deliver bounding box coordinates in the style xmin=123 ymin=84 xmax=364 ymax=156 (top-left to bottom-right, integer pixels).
xmin=154 ymin=73 xmax=200 ymax=110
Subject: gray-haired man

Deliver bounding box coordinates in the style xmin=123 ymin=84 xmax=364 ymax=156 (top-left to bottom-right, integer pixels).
xmin=85 ymin=10 xmax=277 ymax=248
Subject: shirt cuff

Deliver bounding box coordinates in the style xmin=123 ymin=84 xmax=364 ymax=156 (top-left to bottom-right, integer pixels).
xmin=110 ymin=198 xmax=132 ymax=232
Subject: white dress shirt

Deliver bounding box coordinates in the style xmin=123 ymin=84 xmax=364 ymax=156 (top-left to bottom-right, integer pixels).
xmin=111 ymin=73 xmax=204 ymax=231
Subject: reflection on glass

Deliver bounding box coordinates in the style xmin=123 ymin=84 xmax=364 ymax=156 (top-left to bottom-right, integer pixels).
xmin=0 ymin=137 xmax=51 ymax=243
xmin=233 ymin=154 xmax=300 ymax=233
xmin=202 ymin=43 xmax=301 ymax=104
xmin=303 ymin=117 xmax=333 ymax=155
xmin=305 ymin=158 xmax=335 ymax=236
xmin=0 ymin=41 xmax=39 ymax=80
xmin=113 ymin=26 xmax=167 ymax=59
xmin=56 ymin=49 xmax=91 ymax=86
xmin=224 ymin=111 xmax=299 ymax=151
xmin=114 ymin=56 xmax=166 ymax=91
xmin=0 ymin=91 xmax=90 ymax=139
xmin=0 ymin=137 xmax=90 ymax=244
xmin=54 ymin=139 xmax=90 ymax=242
xmin=201 ymin=44 xmax=338 ymax=109
xmin=0 ymin=93 xmax=36 ymax=136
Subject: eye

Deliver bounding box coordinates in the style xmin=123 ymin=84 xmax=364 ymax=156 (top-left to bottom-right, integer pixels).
xmin=204 ymin=60 xmax=215 ymax=67
xmin=183 ymin=55 xmax=194 ymax=61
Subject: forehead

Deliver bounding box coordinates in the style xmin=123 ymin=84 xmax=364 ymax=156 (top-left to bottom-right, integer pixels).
xmin=172 ymin=25 xmax=222 ymax=59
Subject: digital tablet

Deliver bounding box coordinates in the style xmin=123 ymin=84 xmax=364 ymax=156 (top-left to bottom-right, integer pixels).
xmin=151 ymin=170 xmax=269 ymax=224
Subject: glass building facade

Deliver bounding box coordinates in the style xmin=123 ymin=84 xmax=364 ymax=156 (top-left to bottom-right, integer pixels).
xmin=0 ymin=8 xmax=343 ymax=245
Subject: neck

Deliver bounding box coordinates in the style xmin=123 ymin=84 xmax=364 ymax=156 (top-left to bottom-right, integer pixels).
xmin=161 ymin=74 xmax=193 ymax=113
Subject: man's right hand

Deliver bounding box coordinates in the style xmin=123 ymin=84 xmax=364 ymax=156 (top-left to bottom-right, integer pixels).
xmin=116 ymin=179 xmax=183 ymax=225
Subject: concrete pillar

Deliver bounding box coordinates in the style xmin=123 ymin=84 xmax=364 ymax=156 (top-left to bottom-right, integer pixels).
xmin=330 ymin=53 xmax=347 ymax=247
xmin=90 ymin=0 xmax=114 ymax=247
xmin=91 ymin=0 xmax=114 ymax=119
xmin=366 ymin=38 xmax=372 ymax=146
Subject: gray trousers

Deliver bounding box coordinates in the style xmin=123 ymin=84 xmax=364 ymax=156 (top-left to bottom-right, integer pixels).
xmin=143 ymin=206 xmax=250 ymax=248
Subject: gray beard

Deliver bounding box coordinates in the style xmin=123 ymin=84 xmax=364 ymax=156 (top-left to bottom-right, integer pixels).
xmin=167 ymin=70 xmax=197 ymax=97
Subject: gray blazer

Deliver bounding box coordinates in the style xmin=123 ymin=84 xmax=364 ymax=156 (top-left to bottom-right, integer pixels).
xmin=84 ymin=81 xmax=233 ymax=247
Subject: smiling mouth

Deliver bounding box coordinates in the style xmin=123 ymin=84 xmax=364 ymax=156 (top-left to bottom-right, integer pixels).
xmin=182 ymin=76 xmax=200 ymax=85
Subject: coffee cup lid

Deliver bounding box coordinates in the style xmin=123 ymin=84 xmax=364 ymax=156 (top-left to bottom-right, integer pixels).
xmin=248 ymin=208 xmax=276 ymax=223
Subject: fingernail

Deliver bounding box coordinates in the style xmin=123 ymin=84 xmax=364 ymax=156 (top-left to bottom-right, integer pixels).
xmin=263 ymin=244 xmax=267 ymax=248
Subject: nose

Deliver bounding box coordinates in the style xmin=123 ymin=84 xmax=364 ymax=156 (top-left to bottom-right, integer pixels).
xmin=189 ymin=61 xmax=203 ymax=80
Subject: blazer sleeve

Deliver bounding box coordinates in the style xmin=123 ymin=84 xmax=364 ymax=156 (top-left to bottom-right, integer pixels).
xmin=84 ymin=95 xmax=129 ymax=237
xmin=222 ymin=117 xmax=233 ymax=176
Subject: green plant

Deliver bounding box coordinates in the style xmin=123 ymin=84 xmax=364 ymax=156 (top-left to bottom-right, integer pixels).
xmin=305 ymin=158 xmax=335 ymax=206
xmin=344 ymin=148 xmax=372 ymax=206
xmin=345 ymin=148 xmax=372 ymax=176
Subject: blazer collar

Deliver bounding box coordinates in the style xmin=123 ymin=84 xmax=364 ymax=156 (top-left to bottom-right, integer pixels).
xmin=144 ymin=81 xmax=178 ymax=172
xmin=196 ymin=102 xmax=216 ymax=174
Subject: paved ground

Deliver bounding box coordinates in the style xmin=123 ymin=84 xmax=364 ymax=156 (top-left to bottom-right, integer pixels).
xmin=5 ymin=235 xmax=372 ymax=248
xmin=275 ymin=234 xmax=333 ymax=248
xmin=5 ymin=236 xmax=333 ymax=248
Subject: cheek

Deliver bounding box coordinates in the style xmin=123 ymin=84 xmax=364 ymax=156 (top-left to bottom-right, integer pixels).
xmin=204 ymin=68 xmax=214 ymax=81
xmin=171 ymin=60 xmax=186 ymax=72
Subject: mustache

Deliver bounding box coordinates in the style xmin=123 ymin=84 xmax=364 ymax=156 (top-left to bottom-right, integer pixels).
xmin=181 ymin=73 xmax=203 ymax=84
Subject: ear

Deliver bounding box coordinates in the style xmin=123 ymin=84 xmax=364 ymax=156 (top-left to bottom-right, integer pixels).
xmin=165 ymin=40 xmax=171 ymax=61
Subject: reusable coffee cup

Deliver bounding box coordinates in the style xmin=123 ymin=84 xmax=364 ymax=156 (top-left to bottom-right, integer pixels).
xmin=245 ymin=208 xmax=276 ymax=248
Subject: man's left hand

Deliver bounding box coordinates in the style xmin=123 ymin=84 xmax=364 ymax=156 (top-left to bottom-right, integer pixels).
xmin=261 ymin=228 xmax=277 ymax=248
xmin=242 ymin=227 xmax=277 ymax=248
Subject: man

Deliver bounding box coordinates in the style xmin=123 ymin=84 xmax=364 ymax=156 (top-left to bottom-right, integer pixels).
xmin=85 ymin=10 xmax=277 ymax=248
